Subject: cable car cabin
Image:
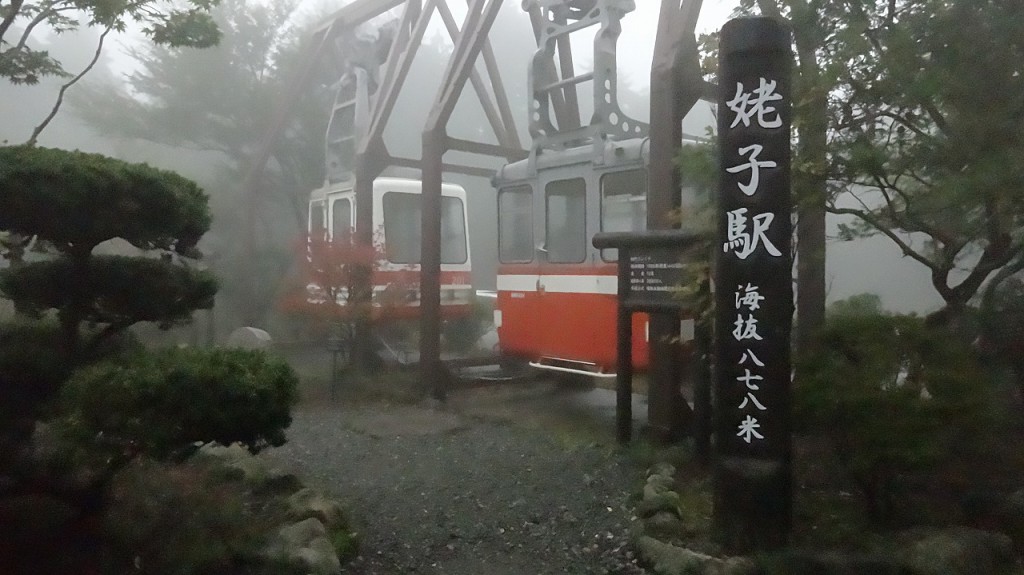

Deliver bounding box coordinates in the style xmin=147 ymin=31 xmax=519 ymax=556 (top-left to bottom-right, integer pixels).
xmin=494 ymin=137 xmax=655 ymax=379
xmin=307 ymin=176 xmax=473 ymax=320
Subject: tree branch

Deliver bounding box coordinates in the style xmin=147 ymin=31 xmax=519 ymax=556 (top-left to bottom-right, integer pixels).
xmin=14 ymin=4 xmax=78 ymax=52
xmin=85 ymin=318 xmax=135 ymax=355
xmin=827 ymin=205 xmax=939 ymax=272
xmin=755 ymin=0 xmax=783 ymax=19
xmin=982 ymin=251 xmax=1024 ymax=311
xmin=949 ymin=242 xmax=1021 ymax=306
xmin=921 ymin=101 xmax=949 ymax=136
xmin=26 ymin=26 xmax=111 ymax=146
xmin=0 ymin=0 xmax=25 ymax=43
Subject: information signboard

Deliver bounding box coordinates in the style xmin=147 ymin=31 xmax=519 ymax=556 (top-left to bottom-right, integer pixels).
xmin=625 ymin=248 xmax=688 ymax=308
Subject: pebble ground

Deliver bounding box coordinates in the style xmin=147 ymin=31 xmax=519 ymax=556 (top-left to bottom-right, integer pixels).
xmin=262 ymin=383 xmax=654 ymax=574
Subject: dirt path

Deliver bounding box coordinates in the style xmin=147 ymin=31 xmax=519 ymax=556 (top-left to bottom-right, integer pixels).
xmin=262 ymin=382 xmax=653 ymax=574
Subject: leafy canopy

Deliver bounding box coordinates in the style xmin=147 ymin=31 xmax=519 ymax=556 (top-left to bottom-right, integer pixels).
xmin=0 ymin=255 xmax=217 ymax=327
xmin=60 ymin=347 xmax=298 ymax=459
xmin=730 ymin=0 xmax=1024 ymax=323
xmin=72 ymin=0 xmax=327 ymax=325
xmin=0 ymin=0 xmax=221 ymax=85
xmin=0 ymin=146 xmax=216 ymax=354
xmin=0 ymin=145 xmax=210 ymax=256
xmin=827 ymin=0 xmax=1024 ymax=318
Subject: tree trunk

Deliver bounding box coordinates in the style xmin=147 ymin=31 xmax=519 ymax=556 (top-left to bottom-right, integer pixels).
xmin=794 ymin=79 xmax=828 ymax=360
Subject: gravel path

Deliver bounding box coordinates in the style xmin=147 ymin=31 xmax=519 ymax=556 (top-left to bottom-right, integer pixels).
xmin=262 ymin=386 xmax=652 ymax=574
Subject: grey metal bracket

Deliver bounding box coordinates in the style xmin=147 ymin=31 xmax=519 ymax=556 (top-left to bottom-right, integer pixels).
xmin=524 ymin=0 xmax=648 ymax=158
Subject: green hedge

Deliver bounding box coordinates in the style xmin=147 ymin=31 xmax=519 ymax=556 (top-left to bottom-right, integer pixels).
xmin=797 ymin=313 xmax=992 ymax=523
xmin=0 ymin=320 xmax=139 ymax=441
xmin=60 ymin=348 xmax=298 ymax=459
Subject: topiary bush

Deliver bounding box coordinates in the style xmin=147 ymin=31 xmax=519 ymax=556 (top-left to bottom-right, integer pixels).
xmin=0 ymin=319 xmax=141 ymax=447
xmin=59 ymin=348 xmax=298 ymax=460
xmin=0 ymin=321 xmax=73 ymax=442
xmin=100 ymin=458 xmax=307 ymax=575
xmin=796 ymin=313 xmax=992 ymax=524
xmin=0 ymin=146 xmax=216 ymax=359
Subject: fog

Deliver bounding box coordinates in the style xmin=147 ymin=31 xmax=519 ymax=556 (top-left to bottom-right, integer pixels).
xmin=0 ymin=0 xmax=948 ymax=318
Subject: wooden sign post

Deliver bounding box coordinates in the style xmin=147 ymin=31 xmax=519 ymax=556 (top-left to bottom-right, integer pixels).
xmin=592 ymin=230 xmax=709 ymax=444
xmin=713 ymin=16 xmax=794 ymax=552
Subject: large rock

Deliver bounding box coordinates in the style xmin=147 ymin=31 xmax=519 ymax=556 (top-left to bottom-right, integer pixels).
xmin=645 ymin=474 xmax=676 ymax=498
xmin=269 ymin=519 xmax=341 ymax=575
xmin=287 ymin=487 xmax=347 ymax=528
xmin=293 ymin=536 xmax=341 ymax=575
xmin=638 ymin=491 xmax=682 ymax=519
xmin=277 ymin=517 xmax=327 ymax=548
xmin=644 ymin=511 xmax=688 ymax=541
xmin=226 ymin=327 xmax=273 ymax=350
xmin=635 ymin=535 xmax=755 ymax=575
xmin=650 ymin=463 xmax=677 ymax=478
xmin=901 ymin=527 xmax=1014 ymax=575
xmin=197 ymin=441 xmax=250 ymax=462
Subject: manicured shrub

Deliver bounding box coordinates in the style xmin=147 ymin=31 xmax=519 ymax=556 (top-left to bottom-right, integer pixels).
xmin=0 ymin=321 xmax=72 ymax=439
xmin=796 ymin=313 xmax=991 ymax=524
xmin=60 ymin=348 xmax=298 ymax=459
xmin=0 ymin=319 xmax=140 ymax=444
xmin=100 ymin=458 xmax=307 ymax=575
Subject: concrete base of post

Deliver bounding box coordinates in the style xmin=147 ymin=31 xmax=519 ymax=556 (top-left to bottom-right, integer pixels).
xmin=713 ymin=456 xmax=791 ymax=553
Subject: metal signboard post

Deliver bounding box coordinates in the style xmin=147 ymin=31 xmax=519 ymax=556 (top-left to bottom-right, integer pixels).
xmin=712 ymin=16 xmax=794 ymax=552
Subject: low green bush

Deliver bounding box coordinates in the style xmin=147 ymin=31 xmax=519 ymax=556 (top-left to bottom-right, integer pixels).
xmin=797 ymin=313 xmax=992 ymax=524
xmin=101 ymin=458 xmax=307 ymax=575
xmin=0 ymin=320 xmax=71 ymax=440
xmin=60 ymin=348 xmax=298 ymax=459
xmin=0 ymin=319 xmax=140 ymax=444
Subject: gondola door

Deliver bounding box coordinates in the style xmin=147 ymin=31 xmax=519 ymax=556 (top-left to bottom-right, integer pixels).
xmin=536 ymin=176 xmax=589 ymax=364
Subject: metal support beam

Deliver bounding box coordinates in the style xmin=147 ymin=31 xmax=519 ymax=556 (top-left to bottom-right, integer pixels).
xmin=313 ymin=0 xmax=406 ymax=35
xmin=420 ymin=0 xmax=506 ymax=400
xmin=390 ymin=155 xmax=500 ymax=178
xmin=554 ymin=14 xmax=582 ymax=130
xmin=366 ymin=0 xmax=437 ymax=148
xmin=436 ymin=1 xmax=514 ymax=148
xmin=445 ymin=136 xmax=526 ymax=160
xmin=372 ymin=0 xmax=423 ymax=127
xmin=525 ymin=5 xmax=573 ymax=128
xmin=480 ymin=40 xmax=523 ymax=150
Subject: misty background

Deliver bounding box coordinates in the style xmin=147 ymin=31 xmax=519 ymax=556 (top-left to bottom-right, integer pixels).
xmin=0 ymin=0 xmax=943 ymax=341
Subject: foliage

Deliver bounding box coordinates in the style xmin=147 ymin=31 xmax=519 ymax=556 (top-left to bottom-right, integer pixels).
xmin=100 ymin=457 xmax=307 ymax=575
xmin=59 ymin=348 xmax=298 ymax=459
xmin=281 ymin=234 xmax=381 ymax=322
xmin=975 ymin=277 xmax=1024 ymax=399
xmin=827 ymin=0 xmax=1024 ymax=323
xmin=0 ymin=145 xmax=210 ymax=254
xmin=0 ymin=320 xmax=73 ymax=441
xmin=674 ymin=142 xmax=717 ymax=228
xmin=0 ymin=319 xmax=140 ymax=441
xmin=0 ymin=145 xmax=215 ymax=355
xmin=826 ymin=293 xmax=885 ymax=319
xmin=1 ymin=255 xmax=216 ymax=326
xmin=72 ymin=0 xmax=327 ymax=326
xmin=279 ymin=232 xmax=415 ymax=362
xmin=732 ymin=0 xmax=1024 ymax=325
xmin=0 ymin=0 xmax=220 ymax=86
xmin=0 ymin=0 xmax=220 ymax=145
xmin=796 ymin=313 xmax=991 ymax=524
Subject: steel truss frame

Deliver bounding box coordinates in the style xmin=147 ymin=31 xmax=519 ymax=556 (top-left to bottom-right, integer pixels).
xmin=240 ymin=0 xmax=708 ymax=406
